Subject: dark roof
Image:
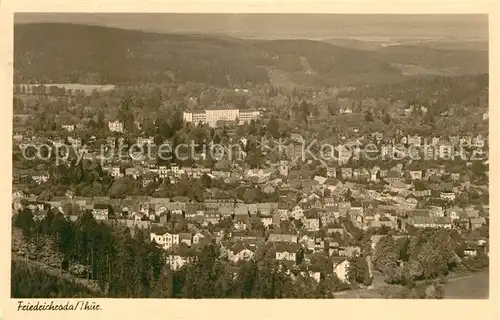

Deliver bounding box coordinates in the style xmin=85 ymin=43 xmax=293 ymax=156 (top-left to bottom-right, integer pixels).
xmin=439 ymin=182 xmax=454 ymax=192
xmin=470 ymin=217 xmax=486 ymax=224
xmin=172 ymin=196 xmax=190 ymax=203
xmin=304 ymin=210 xmax=320 ymax=219
xmin=179 ymin=233 xmax=192 ymax=240
xmin=413 ymin=181 xmax=428 ymax=191
xmin=427 ymin=198 xmax=450 ymax=207
xmin=386 ymin=170 xmax=402 ymax=178
xmin=331 ymin=256 xmax=347 ymax=265
xmin=351 ymin=201 xmax=363 ymax=208
xmin=428 ymin=175 xmax=441 ymax=183
xmin=410 ymin=209 xmax=430 ymax=217
xmin=325 ymin=178 xmax=340 ymax=185
xmin=150 ymin=226 xmax=168 ymax=234
xmin=274 ymin=242 xmax=299 ymax=253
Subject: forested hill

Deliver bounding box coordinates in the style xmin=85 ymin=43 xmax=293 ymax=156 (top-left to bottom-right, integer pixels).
xmin=14 ymin=23 xmax=270 ymax=86
xmin=14 ymin=23 xmax=488 ymax=87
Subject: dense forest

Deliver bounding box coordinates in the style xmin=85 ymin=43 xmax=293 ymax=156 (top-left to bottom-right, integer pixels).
xmin=14 ymin=23 xmax=488 ymax=87
xmin=340 ymin=73 xmax=488 ymax=106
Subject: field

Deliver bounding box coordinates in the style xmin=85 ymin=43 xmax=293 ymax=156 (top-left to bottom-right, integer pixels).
xmin=442 ymin=271 xmax=489 ymax=299
xmin=334 ymin=271 xmax=490 ymax=299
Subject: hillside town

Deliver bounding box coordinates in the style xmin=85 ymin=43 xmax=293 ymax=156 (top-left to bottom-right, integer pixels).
xmin=11 ymin=17 xmax=489 ymax=299
xmin=12 ymin=79 xmax=489 ymax=297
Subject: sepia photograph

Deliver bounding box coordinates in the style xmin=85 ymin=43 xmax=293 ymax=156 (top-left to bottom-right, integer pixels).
xmin=10 ymin=11 xmax=490 ymax=301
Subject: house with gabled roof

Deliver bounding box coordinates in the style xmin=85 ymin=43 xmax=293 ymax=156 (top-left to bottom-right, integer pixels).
xmin=303 ymin=210 xmax=320 ymax=231
xmin=291 ymin=205 xmax=305 ymax=220
xmin=323 ymin=197 xmax=335 ymax=208
xmin=166 ymin=244 xmax=197 ymax=270
xmin=413 ymin=181 xmax=431 ymax=198
xmin=218 ymin=206 xmax=234 ymax=218
xmin=338 ymin=245 xmax=361 ymax=258
xmin=92 ymin=203 xmax=109 ymax=220
xmin=324 ymin=178 xmax=342 ymax=189
xmin=384 ymin=170 xmax=404 ymax=184
xmin=268 ymin=233 xmax=298 ymax=244
xmin=227 ymin=242 xmax=255 ymax=263
xmin=234 ymin=215 xmax=249 ymax=231
xmin=276 ymin=202 xmax=292 ymax=219
xmin=150 ymin=227 xmax=180 ymax=250
xmin=234 ymin=203 xmax=249 ymax=216
xmin=340 ymin=167 xmax=353 ymax=180
xmin=326 ymin=167 xmax=337 ymax=178
xmin=332 ymin=256 xmax=350 ymax=283
xmin=179 ymin=233 xmax=193 ymax=246
xmin=470 ymin=217 xmax=486 ymax=230
xmin=349 ymin=201 xmax=363 ymax=215
xmin=407 ymin=216 xmax=452 ymax=229
xmin=274 ymin=242 xmax=299 ymax=262
xmin=257 ymin=202 xmax=278 ymax=216
xmin=203 ymin=210 xmax=220 ymax=226
xmin=193 ymin=231 xmax=209 ymax=245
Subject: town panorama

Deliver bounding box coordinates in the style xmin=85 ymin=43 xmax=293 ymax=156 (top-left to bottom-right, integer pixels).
xmin=11 ymin=13 xmax=489 ymax=299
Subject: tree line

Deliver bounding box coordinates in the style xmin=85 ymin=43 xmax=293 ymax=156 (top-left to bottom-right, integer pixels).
xmin=12 ymin=209 xmax=342 ymax=298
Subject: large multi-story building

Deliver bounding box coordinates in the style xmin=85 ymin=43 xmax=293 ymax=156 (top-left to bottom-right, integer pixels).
xmin=108 ymin=120 xmax=124 ymax=133
xmin=183 ymin=108 xmax=260 ymax=127
xmin=150 ymin=229 xmax=180 ymax=250
xmin=238 ymin=109 xmax=260 ymax=123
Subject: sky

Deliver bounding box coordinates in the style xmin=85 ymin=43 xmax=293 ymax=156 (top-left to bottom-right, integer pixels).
xmin=14 ymin=13 xmax=488 ymax=41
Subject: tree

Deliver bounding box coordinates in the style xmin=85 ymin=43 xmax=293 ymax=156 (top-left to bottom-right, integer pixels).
xmin=373 ymin=236 xmax=399 ymax=274
xmin=314 ymin=278 xmax=335 ymax=298
xmin=200 ymin=173 xmax=213 ymax=188
xmin=14 ymin=208 xmax=36 ymax=238
xmin=97 ymin=110 xmax=105 ymax=129
xmin=383 ymin=112 xmax=391 ymax=124
xmin=243 ymin=187 xmax=261 ymax=204
xmin=328 ymin=102 xmax=337 ymax=116
xmin=425 ymin=283 xmax=444 ymax=299
xmin=364 ymin=110 xmax=374 ymax=122
xmin=347 ymin=253 xmax=371 ymax=286
xmin=315 ymin=166 xmax=327 ymax=177
xmin=267 ymin=117 xmax=280 ymax=138
xmin=416 ymin=230 xmax=457 ymax=279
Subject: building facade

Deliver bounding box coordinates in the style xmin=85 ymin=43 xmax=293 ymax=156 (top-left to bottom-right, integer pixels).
xmin=183 ymin=109 xmax=260 ymax=127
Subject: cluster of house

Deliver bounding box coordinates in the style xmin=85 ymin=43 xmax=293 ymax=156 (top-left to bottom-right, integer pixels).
xmin=12 ymin=118 xmax=489 ymax=284
xmin=13 ymin=131 xmax=489 ymax=233
xmin=150 ymin=223 xmax=363 ymax=283
xmin=313 ymin=132 xmax=487 ymax=165
xmin=335 ymin=97 xmax=488 ymax=122
xmin=13 ymin=123 xmax=488 ymax=196
xmin=13 ymin=165 xmax=488 ymax=282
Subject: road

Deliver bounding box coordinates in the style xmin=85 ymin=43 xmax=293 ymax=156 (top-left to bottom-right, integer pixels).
xmin=442 ymin=271 xmax=489 ymax=299
xmin=300 ymin=56 xmax=317 ymax=75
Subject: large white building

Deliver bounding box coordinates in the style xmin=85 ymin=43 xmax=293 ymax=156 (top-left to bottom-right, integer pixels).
xmin=150 ymin=230 xmax=180 ymax=250
xmin=108 ymin=120 xmax=124 ymax=133
xmin=183 ymin=108 xmax=259 ymax=127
